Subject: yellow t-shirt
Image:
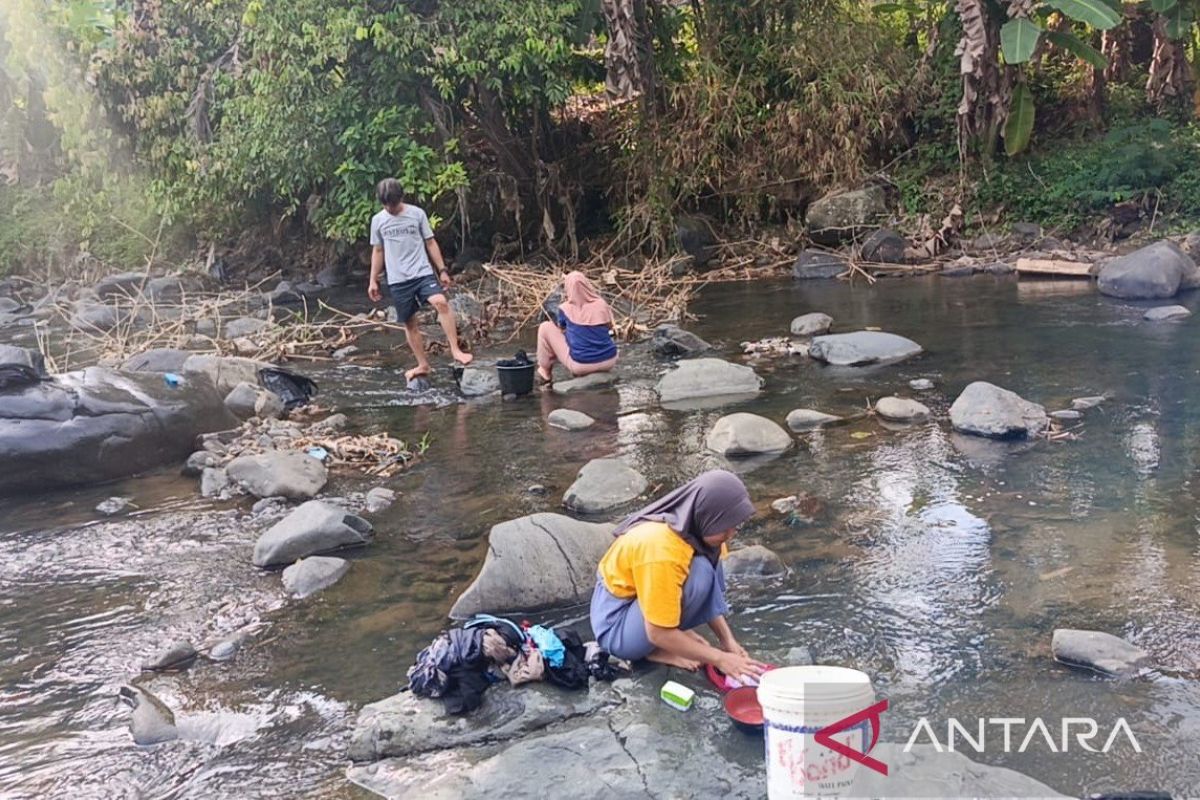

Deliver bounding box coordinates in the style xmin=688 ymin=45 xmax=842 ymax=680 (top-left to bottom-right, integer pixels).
xmin=597 ymin=521 xmax=725 ymax=628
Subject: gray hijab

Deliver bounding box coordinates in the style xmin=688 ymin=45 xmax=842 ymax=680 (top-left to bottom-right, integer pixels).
xmin=613 ymin=469 xmax=755 ymax=565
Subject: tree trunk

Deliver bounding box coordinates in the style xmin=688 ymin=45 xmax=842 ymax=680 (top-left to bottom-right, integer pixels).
xmin=602 ymin=0 xmax=657 ymax=114
xmin=1146 ymin=15 xmax=1194 ymax=112
xmin=955 ymin=0 xmax=1012 ymax=160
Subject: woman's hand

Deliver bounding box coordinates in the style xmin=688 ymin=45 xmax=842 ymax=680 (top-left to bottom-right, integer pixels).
xmin=715 ymin=651 xmax=768 ymax=683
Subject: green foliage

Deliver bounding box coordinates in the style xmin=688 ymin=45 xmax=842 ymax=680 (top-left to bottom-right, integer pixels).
xmin=975 ymin=119 xmax=1200 ymax=228
xmin=1001 ymin=18 xmax=1042 ymax=63
xmin=1004 ymin=82 xmax=1036 ymax=155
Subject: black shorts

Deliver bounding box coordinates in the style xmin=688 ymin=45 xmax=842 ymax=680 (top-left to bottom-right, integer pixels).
xmin=389 ymin=274 xmax=445 ymax=322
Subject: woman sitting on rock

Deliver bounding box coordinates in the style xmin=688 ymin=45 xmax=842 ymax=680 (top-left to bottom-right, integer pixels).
xmin=590 ymin=470 xmax=767 ymax=679
xmin=536 ymin=271 xmax=618 ymax=385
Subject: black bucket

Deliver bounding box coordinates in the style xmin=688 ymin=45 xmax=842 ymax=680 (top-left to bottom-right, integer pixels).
xmin=496 ymin=362 xmax=536 ymax=396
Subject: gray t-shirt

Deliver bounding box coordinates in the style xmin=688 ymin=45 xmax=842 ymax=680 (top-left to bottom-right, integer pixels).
xmin=370 ymin=205 xmax=435 ymax=284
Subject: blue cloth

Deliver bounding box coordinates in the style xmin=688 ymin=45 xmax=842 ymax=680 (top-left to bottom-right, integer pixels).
xmin=528 ymin=625 xmax=566 ymax=668
xmin=557 ymin=309 xmax=617 ymax=364
xmin=589 ymin=556 xmax=729 ymax=661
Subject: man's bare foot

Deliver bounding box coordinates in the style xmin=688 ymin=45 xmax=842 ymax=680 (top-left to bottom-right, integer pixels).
xmin=647 ymin=648 xmax=701 ymax=671
xmin=451 ymin=350 xmax=473 ymax=366
xmin=405 ymin=365 xmax=431 ymax=381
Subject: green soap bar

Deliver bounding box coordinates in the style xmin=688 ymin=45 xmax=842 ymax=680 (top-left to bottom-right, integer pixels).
xmin=660 ymin=680 xmax=694 ymax=711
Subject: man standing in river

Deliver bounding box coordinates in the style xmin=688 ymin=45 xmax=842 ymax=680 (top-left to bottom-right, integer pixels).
xmin=368 ymin=178 xmax=473 ymax=381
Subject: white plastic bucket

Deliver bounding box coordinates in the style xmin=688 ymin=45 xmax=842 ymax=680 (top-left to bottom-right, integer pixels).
xmin=758 ymin=666 xmax=877 ymax=799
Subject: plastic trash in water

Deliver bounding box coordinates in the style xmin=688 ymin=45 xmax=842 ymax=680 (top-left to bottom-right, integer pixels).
xmin=306 ymin=446 xmax=329 ymax=462
xmin=163 ymin=373 xmax=183 ymax=388
xmin=660 ymin=680 xmax=694 ymax=711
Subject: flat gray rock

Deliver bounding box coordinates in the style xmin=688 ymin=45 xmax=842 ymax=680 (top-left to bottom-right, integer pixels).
xmin=459 ymin=367 xmax=500 ymax=397
xmin=1052 ymin=628 xmax=1150 ymax=676
xmin=724 ymin=544 xmax=786 ymax=577
xmin=562 ymin=458 xmax=647 ymax=514
xmin=809 ymin=331 xmax=923 ymax=366
xmin=949 ymin=381 xmax=1048 ymax=439
xmin=253 ymin=500 xmax=373 ymax=567
xmin=786 ymin=408 xmax=842 ymax=430
xmin=552 ymin=372 xmax=618 ymax=395
xmin=223 ymin=317 xmax=270 ymax=339
xmin=141 ymin=640 xmax=198 ymax=672
xmin=0 ymin=344 xmax=45 ymax=376
xmin=1098 ymin=240 xmax=1199 ymax=299
xmin=227 ymin=451 xmax=328 ymax=500
xmin=792 ymin=250 xmax=847 ymax=279
xmin=875 ymin=396 xmax=930 ymax=422
xmin=282 ymin=555 xmax=350 ymax=598
xmin=121 ymin=348 xmax=191 ymax=373
xmin=347 ymin=684 xmax=620 ymax=762
xmin=449 ymin=513 xmax=615 ymax=619
xmin=789 ymin=312 xmax=833 ymax=336
xmin=94 ymin=272 xmax=150 ymax=299
xmin=909 ymin=378 xmax=935 ymax=391
xmin=1143 ymin=304 xmax=1191 ymax=321
xmin=547 ymin=409 xmax=595 ymax=431
xmin=655 ymin=358 xmax=762 ymax=403
xmin=1071 ymin=395 xmax=1106 ymax=410
xmin=1051 ymin=409 xmax=1082 ymax=421
xmin=706 ymin=413 xmax=792 ymax=456
xmin=182 ymin=354 xmax=272 ymax=394
xmin=651 ymin=324 xmax=712 ymax=358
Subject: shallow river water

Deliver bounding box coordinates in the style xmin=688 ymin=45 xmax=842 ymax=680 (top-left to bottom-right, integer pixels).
xmin=1 ymin=274 xmax=1198 ymax=798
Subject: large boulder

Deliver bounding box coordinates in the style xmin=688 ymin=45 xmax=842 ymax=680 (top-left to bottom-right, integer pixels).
xmin=675 ymin=215 xmax=718 ymax=269
xmin=562 ymin=458 xmax=647 ymax=514
xmin=789 ymin=312 xmax=833 ymax=337
xmin=227 ymin=451 xmax=328 ymax=499
xmin=449 ymin=513 xmax=615 ymax=618
xmin=651 ymin=324 xmax=712 ymax=358
xmin=94 ymin=271 xmax=150 ymax=299
xmin=706 ymin=413 xmax=793 ymax=456
xmin=70 ymin=301 xmax=122 ymax=332
xmin=860 ymin=228 xmax=907 ymax=263
xmin=1051 ymin=628 xmax=1150 ymax=677
xmin=224 ymin=382 xmax=261 ymax=419
xmin=182 ymin=354 xmax=273 ymax=394
xmin=806 ymin=186 xmax=888 ymax=245
xmin=656 ymin=358 xmax=762 ymax=404
xmin=1097 ymin=240 xmax=1200 ymax=299
xmin=949 ymin=381 xmax=1048 ymax=439
xmin=792 ymin=250 xmax=846 ymax=280
xmin=809 ymin=331 xmax=923 ymax=366
xmin=120 ymin=348 xmax=191 ymax=374
xmin=282 ymin=555 xmax=351 ymax=598
xmin=0 ymin=367 xmax=236 ymax=495
xmin=223 ymin=317 xmax=270 ymax=339
xmin=0 ymin=344 xmax=46 ymax=376
xmin=253 ymin=501 xmax=372 ymax=567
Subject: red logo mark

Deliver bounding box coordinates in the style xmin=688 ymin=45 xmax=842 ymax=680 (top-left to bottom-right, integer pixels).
xmin=814 ymin=699 xmax=890 ymax=776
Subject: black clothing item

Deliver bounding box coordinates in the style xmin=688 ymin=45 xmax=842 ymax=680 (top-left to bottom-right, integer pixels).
xmin=443 ymin=665 xmax=491 ymax=715
xmin=545 ymin=627 xmax=589 ymax=690
xmin=407 ymin=627 xmax=486 ymax=698
xmin=585 ymin=642 xmax=632 ymax=682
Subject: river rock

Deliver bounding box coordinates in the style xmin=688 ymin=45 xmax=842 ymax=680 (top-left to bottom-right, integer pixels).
xmin=651 ymin=324 xmax=712 ymax=358
xmin=459 ymin=367 xmax=500 ymax=397
xmin=547 ymin=409 xmax=595 ymax=431
xmin=949 ymin=381 xmax=1048 ymax=439
xmin=562 ymin=458 xmax=647 ymax=514
xmin=227 ymin=451 xmax=328 ymax=500
xmin=785 ymin=409 xmax=841 ymax=430
xmin=792 ymin=249 xmax=847 ymax=279
xmin=706 ymin=413 xmax=793 ymax=456
xmin=315 ymin=265 xmax=345 ymax=288
xmin=786 ymin=646 xmax=815 ymax=666
xmin=182 ymin=354 xmax=272 ymax=394
xmin=909 ymin=378 xmax=934 ymax=391
xmin=1051 ymin=409 xmax=1082 ymax=421
xmin=70 ymin=301 xmax=122 ymax=332
xmin=253 ymin=390 xmax=284 ymax=420
xmin=253 ymin=500 xmax=373 ymax=567
xmin=120 ymin=685 xmax=178 ymax=746
xmin=809 ymin=331 xmax=923 ymax=366
xmin=1071 ymin=395 xmax=1106 ymax=410
xmin=789 ymin=312 xmax=833 ymax=336
xmin=145 ymin=275 xmax=192 ymax=303
xmin=0 ymin=367 xmax=236 ymax=494
xmin=348 ymin=683 xmax=620 ymax=762
xmin=141 ymin=640 xmax=198 ymax=672
xmin=282 ymin=556 xmax=350 ymax=598
xmin=676 ymin=215 xmax=717 ymax=269
xmin=365 ymin=487 xmax=396 ymax=513
xmin=656 ymin=358 xmax=762 ymax=403
xmin=449 ymin=513 xmax=615 ymax=618
xmin=200 ymin=467 xmax=229 ymax=498
xmin=724 ymin=544 xmax=786 ymax=577
xmin=552 ymin=372 xmax=618 ymax=394
xmin=1143 ymin=304 xmax=1191 ymax=321
xmin=224 ymin=382 xmax=261 ymax=419
xmin=121 ymin=348 xmax=191 ymax=373
xmin=223 ymin=317 xmax=270 ymax=339
xmin=806 ymin=186 xmax=888 ymax=245
xmin=875 ymin=396 xmax=930 ymax=422
xmin=1097 ymin=240 xmax=1200 ymax=299
xmin=860 ymin=228 xmax=907 ymax=263
xmin=0 ymin=344 xmax=46 ymax=376
xmin=1051 ymin=628 xmax=1150 ymax=676
xmin=96 ymin=496 xmax=133 ymax=515
xmin=94 ymin=271 xmax=150 ymax=299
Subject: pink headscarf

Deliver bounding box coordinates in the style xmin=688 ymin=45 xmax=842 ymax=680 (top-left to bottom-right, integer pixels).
xmin=560 ymin=271 xmax=613 ymax=326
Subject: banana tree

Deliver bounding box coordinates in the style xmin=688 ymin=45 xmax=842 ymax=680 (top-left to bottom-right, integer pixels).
xmin=1145 ymin=0 xmax=1195 ymax=109
xmin=997 ymin=0 xmax=1121 ymax=154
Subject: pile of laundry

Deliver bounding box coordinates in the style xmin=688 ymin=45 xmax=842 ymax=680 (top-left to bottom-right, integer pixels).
xmin=407 ymin=614 xmax=631 ymax=715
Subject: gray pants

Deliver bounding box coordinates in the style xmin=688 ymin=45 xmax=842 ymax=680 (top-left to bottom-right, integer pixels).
xmin=590 ymin=556 xmax=729 ymax=661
